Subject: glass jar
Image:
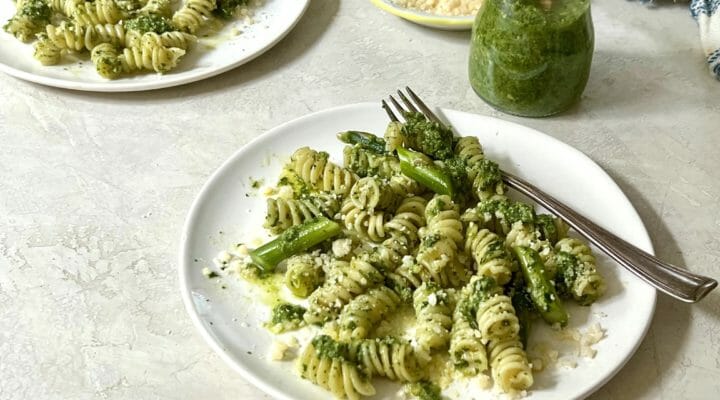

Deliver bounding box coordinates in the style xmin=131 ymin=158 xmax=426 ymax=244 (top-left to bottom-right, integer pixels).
xmin=469 ymin=0 xmax=594 ymax=117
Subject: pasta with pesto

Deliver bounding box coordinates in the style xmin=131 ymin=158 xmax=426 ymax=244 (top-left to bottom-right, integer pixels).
xmin=3 ymin=0 xmax=262 ymax=79
xmin=220 ymin=112 xmax=608 ymax=399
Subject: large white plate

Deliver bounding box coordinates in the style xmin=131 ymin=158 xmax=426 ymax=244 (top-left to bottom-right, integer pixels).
xmin=0 ymin=0 xmax=308 ymax=91
xmin=179 ymin=103 xmax=656 ymax=399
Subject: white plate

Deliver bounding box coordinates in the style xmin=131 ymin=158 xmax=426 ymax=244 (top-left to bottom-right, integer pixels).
xmin=0 ymin=0 xmax=309 ymax=91
xmin=179 ymin=103 xmax=656 ymax=399
xmin=370 ymin=0 xmax=475 ymax=30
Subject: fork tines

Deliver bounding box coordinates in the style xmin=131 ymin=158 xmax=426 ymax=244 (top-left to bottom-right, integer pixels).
xmin=382 ymin=87 xmax=443 ymax=125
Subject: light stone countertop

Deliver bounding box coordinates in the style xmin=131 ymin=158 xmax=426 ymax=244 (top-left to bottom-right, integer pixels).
xmin=1 ymin=0 xmax=719 ymax=399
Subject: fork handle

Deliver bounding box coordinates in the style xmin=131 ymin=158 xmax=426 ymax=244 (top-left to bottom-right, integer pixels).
xmin=502 ymin=172 xmax=718 ymax=303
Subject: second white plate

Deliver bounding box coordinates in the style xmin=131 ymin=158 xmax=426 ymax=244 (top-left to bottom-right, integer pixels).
xmin=179 ymin=102 xmax=656 ymax=399
xmin=0 ymin=0 xmax=309 ymax=91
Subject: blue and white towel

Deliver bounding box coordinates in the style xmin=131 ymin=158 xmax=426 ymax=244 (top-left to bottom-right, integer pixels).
xmin=691 ymin=0 xmax=720 ymax=79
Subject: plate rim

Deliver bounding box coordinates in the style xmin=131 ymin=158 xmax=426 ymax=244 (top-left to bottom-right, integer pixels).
xmin=0 ymin=0 xmax=310 ymax=92
xmin=178 ymin=102 xmax=657 ymax=400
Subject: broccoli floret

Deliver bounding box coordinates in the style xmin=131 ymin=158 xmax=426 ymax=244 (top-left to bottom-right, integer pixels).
xmin=125 ymin=14 xmax=175 ymax=34
xmin=214 ymin=0 xmax=250 ymax=19
xmin=401 ymin=112 xmax=454 ymax=160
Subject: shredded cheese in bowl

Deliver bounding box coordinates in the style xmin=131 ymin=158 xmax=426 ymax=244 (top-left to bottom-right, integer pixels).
xmin=393 ymin=0 xmax=485 ymax=16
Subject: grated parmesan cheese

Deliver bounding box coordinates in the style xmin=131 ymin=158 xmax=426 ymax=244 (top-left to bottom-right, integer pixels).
xmin=393 ymin=0 xmax=485 ymax=16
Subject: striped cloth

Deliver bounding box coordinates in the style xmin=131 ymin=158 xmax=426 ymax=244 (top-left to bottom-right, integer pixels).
xmin=691 ymin=0 xmax=720 ymax=79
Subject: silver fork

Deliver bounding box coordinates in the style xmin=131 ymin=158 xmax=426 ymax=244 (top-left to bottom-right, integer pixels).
xmin=383 ymin=87 xmax=717 ymax=303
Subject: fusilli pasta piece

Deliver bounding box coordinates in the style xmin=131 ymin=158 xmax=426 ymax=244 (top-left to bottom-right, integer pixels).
xmin=72 ymin=0 xmax=125 ymax=26
xmin=298 ymin=335 xmax=376 ymax=400
xmin=340 ymin=200 xmax=388 ymax=242
xmin=449 ymin=281 xmax=489 ymax=376
xmin=292 ymin=147 xmax=357 ymax=197
xmin=337 ymin=286 xmax=400 ymax=341
xmin=471 ymin=277 xmax=533 ymax=392
xmin=349 ymin=176 xmax=403 ymax=212
xmin=172 ymin=0 xmax=217 ymax=34
xmin=49 ymin=0 xmax=83 ymax=16
xmin=3 ymin=0 xmax=51 ymax=42
xmin=285 ymin=253 xmax=324 ymax=298
xmin=416 ymin=195 xmax=465 ymax=278
xmin=465 ymin=223 xmax=515 ymax=285
xmin=413 ymin=283 xmax=454 ymax=361
xmin=264 ymin=192 xmax=340 ymax=234
xmin=140 ymin=0 xmax=174 ymax=16
xmin=555 ymin=238 xmax=605 ymax=305
xmin=343 ymin=145 xmax=400 ymax=179
xmin=33 ymin=34 xmax=62 ymax=65
xmin=383 ymin=121 xmax=404 ymax=153
xmin=349 ymin=337 xmax=423 ymax=382
xmin=454 ymin=136 xmax=506 ymax=200
xmin=304 ymin=256 xmax=384 ymax=325
xmin=46 ymin=22 xmax=125 ymax=52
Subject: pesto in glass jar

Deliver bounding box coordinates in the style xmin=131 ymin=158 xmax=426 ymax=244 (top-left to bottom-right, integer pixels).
xmin=469 ymin=0 xmax=594 ymax=117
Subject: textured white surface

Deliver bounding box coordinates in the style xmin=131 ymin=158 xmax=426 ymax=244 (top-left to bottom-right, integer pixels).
xmin=0 ymin=0 xmax=718 ymax=399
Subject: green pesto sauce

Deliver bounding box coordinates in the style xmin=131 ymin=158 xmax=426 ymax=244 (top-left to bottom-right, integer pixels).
xmin=270 ymin=302 xmax=306 ymax=324
xmin=407 ymin=380 xmax=442 ymax=400
xmin=474 ymin=159 xmax=502 ymax=191
xmin=21 ymin=0 xmax=51 ymax=21
xmin=469 ymin=0 xmax=594 ymax=117
xmin=312 ymin=335 xmax=349 ymax=359
xmin=125 ymin=14 xmax=175 ymax=34
xmin=401 ymin=112 xmax=454 ymax=160
xmin=214 ymin=0 xmax=249 ymax=19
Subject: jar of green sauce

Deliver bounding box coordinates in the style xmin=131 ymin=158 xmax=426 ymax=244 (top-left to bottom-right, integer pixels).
xmin=469 ymin=0 xmax=594 ymax=117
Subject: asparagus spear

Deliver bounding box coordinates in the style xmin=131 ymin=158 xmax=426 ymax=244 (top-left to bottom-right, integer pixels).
xmin=249 ymin=217 xmax=341 ymax=272
xmin=396 ymin=146 xmax=454 ymax=197
xmin=336 ymin=131 xmax=387 ymax=154
xmin=512 ymin=246 xmax=568 ymax=327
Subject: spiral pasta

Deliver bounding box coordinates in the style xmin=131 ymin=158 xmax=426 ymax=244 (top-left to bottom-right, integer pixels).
xmin=298 ymin=336 xmax=376 ymax=400
xmin=3 ymin=0 xmax=51 ymax=42
xmin=33 ymin=35 xmax=62 ymax=66
xmin=343 ymin=145 xmax=400 ymax=179
xmin=72 ymin=0 xmax=125 ymax=26
xmin=349 ymin=337 xmax=423 ymax=382
xmin=340 ymin=200 xmax=389 ymax=242
xmin=413 ymin=283 xmax=454 ymax=361
xmin=449 ymin=282 xmax=489 ymax=376
xmin=349 ymin=176 xmax=394 ymax=211
xmin=487 ymin=337 xmax=533 ymax=392
xmin=292 ymin=147 xmax=357 ymax=197
xmin=337 ymin=286 xmax=400 ymax=341
xmin=383 ymin=121 xmax=404 ymax=152
xmin=416 ymin=195 xmax=465 ymax=282
xmin=265 ymin=193 xmax=340 ymax=234
xmin=140 ymin=0 xmax=173 ymax=17
xmin=285 ymin=254 xmax=324 ymax=298
xmin=47 ymin=22 xmax=126 ymax=52
xmin=454 ymin=136 xmax=506 ymax=200
xmin=305 ymin=257 xmax=384 ymax=325
xmin=125 ymin=30 xmax=198 ymax=50
xmin=555 ymin=238 xmax=605 ymax=305
xmin=172 ymin=0 xmax=217 ymax=34
xmin=49 ymin=0 xmax=83 ymax=16
xmin=465 ymin=223 xmax=515 ymax=285
xmin=470 ymin=277 xmax=533 ymax=392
